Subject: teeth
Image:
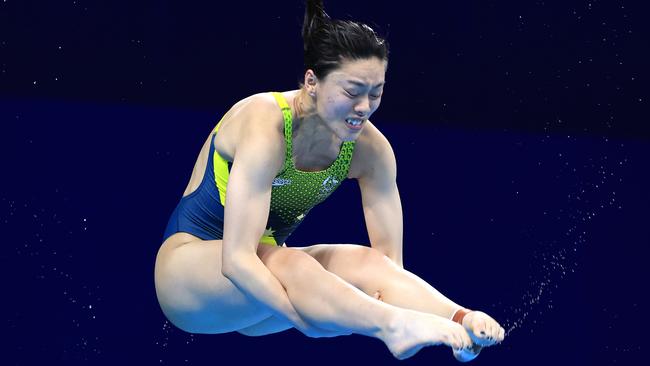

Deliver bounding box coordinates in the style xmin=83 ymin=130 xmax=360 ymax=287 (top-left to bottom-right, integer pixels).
xmin=346 ymin=118 xmax=362 ymax=126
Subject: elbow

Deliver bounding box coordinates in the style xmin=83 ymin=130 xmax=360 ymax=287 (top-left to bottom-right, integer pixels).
xmin=221 ymin=249 xmax=251 ymax=279
xmin=221 ymin=236 xmax=261 ymax=278
xmin=221 ymin=256 xmax=238 ymax=279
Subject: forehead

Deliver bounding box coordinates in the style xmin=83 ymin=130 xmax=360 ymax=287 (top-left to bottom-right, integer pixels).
xmin=327 ymin=58 xmax=387 ymax=86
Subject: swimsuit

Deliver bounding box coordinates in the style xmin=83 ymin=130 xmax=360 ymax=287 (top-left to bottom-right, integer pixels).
xmin=162 ymin=92 xmax=356 ymax=246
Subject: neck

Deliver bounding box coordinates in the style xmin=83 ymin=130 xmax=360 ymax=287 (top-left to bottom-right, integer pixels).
xmin=292 ymin=88 xmax=316 ymax=122
xmin=291 ymin=89 xmax=340 ymax=153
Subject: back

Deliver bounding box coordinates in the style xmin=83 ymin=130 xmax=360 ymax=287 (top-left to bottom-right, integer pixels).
xmin=181 ymin=92 xmax=288 ymax=198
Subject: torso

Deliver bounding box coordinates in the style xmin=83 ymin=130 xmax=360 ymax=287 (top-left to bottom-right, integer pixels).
xmin=182 ymin=90 xmax=378 ymax=197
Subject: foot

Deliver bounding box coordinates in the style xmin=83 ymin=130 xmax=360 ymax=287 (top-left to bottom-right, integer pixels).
xmin=378 ymin=309 xmax=474 ymax=360
xmin=461 ymin=311 xmax=505 ymax=347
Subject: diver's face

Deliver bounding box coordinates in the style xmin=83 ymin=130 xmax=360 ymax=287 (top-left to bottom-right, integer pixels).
xmin=312 ymin=57 xmax=387 ymax=141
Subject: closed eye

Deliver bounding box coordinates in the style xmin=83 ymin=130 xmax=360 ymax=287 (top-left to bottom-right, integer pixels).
xmin=345 ymin=90 xmax=382 ymax=99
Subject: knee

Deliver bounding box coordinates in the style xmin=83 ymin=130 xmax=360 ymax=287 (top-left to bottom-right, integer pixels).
xmin=335 ymin=246 xmax=399 ymax=296
xmin=262 ymin=247 xmax=322 ymax=277
xmin=352 ymin=246 xmax=394 ymax=270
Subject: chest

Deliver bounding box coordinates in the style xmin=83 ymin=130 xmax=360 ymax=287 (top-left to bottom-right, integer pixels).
xmin=213 ymin=122 xmax=365 ymax=179
xmin=291 ymin=143 xmax=339 ymax=172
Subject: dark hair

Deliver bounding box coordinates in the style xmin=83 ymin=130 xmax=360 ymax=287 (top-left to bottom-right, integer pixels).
xmin=302 ymin=0 xmax=389 ymax=81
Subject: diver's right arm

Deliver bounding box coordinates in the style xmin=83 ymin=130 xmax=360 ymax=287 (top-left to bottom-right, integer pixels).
xmin=218 ymin=108 xmax=322 ymax=337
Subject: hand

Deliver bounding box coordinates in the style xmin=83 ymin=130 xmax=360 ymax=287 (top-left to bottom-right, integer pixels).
xmin=461 ymin=311 xmax=505 ymax=347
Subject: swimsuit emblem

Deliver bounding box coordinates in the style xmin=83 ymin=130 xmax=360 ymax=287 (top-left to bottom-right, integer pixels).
xmin=272 ymin=178 xmax=292 ymax=187
xmin=318 ymin=176 xmax=339 ymax=197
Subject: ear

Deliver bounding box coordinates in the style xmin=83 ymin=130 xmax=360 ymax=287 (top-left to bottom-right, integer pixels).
xmin=304 ymin=69 xmax=318 ymax=96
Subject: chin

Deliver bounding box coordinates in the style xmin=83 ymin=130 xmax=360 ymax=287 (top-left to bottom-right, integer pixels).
xmin=327 ymin=119 xmax=365 ymax=142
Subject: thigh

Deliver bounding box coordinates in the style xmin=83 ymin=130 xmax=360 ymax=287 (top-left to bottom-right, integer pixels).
xmin=236 ymin=314 xmax=294 ymax=337
xmin=294 ymin=244 xmax=398 ymax=294
xmin=154 ymin=233 xmax=272 ymax=334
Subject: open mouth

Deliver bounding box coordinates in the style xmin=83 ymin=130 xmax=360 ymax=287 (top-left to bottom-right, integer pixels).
xmin=345 ymin=118 xmax=364 ymax=130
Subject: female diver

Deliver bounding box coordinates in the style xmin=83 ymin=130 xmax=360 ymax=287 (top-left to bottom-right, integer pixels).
xmin=154 ymin=0 xmax=505 ymax=360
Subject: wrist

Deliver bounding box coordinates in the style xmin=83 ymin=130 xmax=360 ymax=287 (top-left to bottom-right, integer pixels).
xmin=450 ymin=307 xmax=472 ymax=326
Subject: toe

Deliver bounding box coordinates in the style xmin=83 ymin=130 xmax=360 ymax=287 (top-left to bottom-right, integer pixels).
xmin=498 ymin=327 xmax=505 ymax=342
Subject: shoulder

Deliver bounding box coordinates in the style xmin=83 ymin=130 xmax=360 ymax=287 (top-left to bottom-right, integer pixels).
xmin=234 ymin=92 xmax=285 ymax=134
xmin=218 ymin=92 xmax=286 ymax=151
xmin=349 ymin=121 xmax=396 ymax=181
xmin=215 ymin=92 xmax=288 ymax=178
xmin=212 ymin=92 xmax=285 ymax=161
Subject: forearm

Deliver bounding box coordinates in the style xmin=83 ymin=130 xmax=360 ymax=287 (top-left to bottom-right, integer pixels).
xmin=383 ymin=249 xmax=403 ymax=269
xmin=223 ymin=252 xmax=385 ymax=338
xmin=222 ymin=254 xmax=303 ymax=325
xmin=386 ymin=246 xmax=403 ymax=269
xmin=371 ymin=240 xmax=403 ymax=268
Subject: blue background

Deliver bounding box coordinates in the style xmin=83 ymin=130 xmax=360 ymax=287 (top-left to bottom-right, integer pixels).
xmin=1 ymin=1 xmax=648 ymax=365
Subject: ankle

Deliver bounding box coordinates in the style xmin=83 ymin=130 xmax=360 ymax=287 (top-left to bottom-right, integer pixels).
xmin=375 ymin=308 xmax=403 ymax=341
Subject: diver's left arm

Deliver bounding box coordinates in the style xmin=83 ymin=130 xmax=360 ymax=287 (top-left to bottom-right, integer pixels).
xmin=357 ymin=136 xmax=403 ymax=268
xmin=356 ymin=132 xmax=506 ymax=348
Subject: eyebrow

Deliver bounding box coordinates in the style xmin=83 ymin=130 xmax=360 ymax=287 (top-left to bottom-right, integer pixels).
xmin=346 ymin=80 xmax=385 ymax=88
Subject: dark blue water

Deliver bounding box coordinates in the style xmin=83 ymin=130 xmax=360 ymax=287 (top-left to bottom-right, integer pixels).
xmin=2 ymin=0 xmax=648 ymax=364
xmin=2 ymin=99 xmax=647 ymax=365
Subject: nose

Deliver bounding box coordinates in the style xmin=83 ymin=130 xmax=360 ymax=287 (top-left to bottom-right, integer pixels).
xmin=354 ymin=95 xmax=371 ymax=117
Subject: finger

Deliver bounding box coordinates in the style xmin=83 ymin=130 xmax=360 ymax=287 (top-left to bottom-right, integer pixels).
xmin=489 ymin=318 xmax=504 ymax=340
xmin=460 ymin=327 xmax=472 ymax=350
xmin=487 ymin=323 xmax=499 ymax=343
xmin=475 ymin=317 xmax=487 ymax=339
xmin=454 ymin=323 xmax=472 ymax=349
xmin=486 ymin=322 xmax=496 ymax=343
xmin=444 ymin=332 xmax=457 ymax=350
xmin=488 ymin=317 xmax=501 ymax=340
xmin=483 ymin=318 xmax=498 ymax=344
xmin=462 ymin=331 xmax=473 ymax=350
xmin=451 ymin=334 xmax=461 ymax=350
xmin=455 ymin=330 xmax=466 ymax=350
xmin=476 ymin=322 xmax=498 ymax=347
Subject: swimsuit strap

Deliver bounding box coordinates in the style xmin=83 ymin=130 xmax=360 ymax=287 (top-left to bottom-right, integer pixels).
xmin=270 ymin=92 xmax=294 ymax=165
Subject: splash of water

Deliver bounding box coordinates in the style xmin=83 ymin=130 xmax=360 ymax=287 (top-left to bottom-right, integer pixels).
xmin=492 ymin=133 xmax=626 ymax=337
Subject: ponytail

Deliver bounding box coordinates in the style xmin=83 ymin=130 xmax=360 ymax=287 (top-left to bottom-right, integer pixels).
xmin=302 ymin=0 xmax=330 ymax=51
xmin=301 ymin=0 xmax=389 ymax=80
